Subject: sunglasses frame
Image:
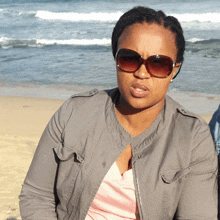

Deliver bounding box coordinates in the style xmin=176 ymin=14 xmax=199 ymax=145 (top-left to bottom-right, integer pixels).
xmin=115 ymin=48 xmax=178 ymax=78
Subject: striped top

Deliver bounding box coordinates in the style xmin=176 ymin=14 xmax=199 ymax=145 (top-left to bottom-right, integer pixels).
xmin=85 ymin=162 xmax=139 ymax=219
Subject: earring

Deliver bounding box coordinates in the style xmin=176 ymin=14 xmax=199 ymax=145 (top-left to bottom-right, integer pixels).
xmin=170 ymin=79 xmax=173 ymax=83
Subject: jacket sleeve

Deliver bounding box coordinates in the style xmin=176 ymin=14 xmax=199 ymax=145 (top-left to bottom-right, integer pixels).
xmin=19 ymin=98 xmax=74 ymax=220
xmin=175 ymin=120 xmax=218 ymax=220
xmin=209 ymin=104 xmax=220 ymax=155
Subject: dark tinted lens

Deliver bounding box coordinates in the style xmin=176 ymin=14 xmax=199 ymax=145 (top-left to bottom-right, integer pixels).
xmin=146 ymin=55 xmax=173 ymax=77
xmin=116 ymin=49 xmax=141 ymax=72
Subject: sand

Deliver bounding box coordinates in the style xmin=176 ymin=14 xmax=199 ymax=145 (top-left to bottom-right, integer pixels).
xmin=0 ymin=96 xmax=64 ymax=220
xmin=0 ymin=95 xmax=214 ymax=220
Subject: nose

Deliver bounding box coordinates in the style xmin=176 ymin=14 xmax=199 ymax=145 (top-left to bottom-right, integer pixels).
xmin=133 ymin=63 xmax=151 ymax=79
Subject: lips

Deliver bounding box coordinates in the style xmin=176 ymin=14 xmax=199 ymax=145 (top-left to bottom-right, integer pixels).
xmin=130 ymin=82 xmax=149 ymax=98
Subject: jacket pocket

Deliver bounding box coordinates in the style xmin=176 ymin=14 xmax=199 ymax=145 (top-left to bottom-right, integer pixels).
xmin=53 ymin=144 xmax=84 ymax=201
xmin=160 ymin=168 xmax=191 ymax=217
xmin=54 ymin=144 xmax=84 ymax=162
xmin=161 ymin=167 xmax=190 ymax=184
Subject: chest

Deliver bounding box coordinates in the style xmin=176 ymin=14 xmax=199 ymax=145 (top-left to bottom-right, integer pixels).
xmin=116 ymin=145 xmax=132 ymax=175
xmin=55 ymin=127 xmax=192 ymax=220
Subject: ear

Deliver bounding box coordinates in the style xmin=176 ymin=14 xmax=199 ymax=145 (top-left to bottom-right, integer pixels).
xmin=175 ymin=62 xmax=181 ymax=68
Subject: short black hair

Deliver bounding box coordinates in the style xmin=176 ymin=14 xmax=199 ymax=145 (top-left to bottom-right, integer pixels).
xmin=111 ymin=6 xmax=185 ymax=63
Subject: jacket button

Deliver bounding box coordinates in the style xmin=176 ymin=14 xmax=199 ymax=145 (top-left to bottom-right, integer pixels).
xmin=138 ymin=155 xmax=141 ymax=158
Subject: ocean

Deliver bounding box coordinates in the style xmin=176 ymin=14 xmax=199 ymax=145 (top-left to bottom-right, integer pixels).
xmin=0 ymin=0 xmax=220 ymax=113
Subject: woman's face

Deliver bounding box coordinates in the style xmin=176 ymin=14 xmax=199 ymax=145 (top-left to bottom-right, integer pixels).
xmin=116 ymin=22 xmax=180 ymax=111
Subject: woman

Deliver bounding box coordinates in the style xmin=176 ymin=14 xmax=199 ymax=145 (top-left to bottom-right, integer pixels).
xmin=19 ymin=6 xmax=217 ymax=219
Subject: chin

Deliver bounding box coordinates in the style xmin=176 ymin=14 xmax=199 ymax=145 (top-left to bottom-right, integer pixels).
xmin=126 ymin=99 xmax=152 ymax=111
xmin=128 ymin=96 xmax=165 ymax=112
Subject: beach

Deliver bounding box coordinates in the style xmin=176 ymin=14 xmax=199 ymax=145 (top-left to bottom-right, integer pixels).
xmin=0 ymin=96 xmax=64 ymax=220
xmin=0 ymin=94 xmax=217 ymax=219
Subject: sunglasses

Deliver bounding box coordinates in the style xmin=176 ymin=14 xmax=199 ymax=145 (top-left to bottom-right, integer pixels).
xmin=116 ymin=49 xmax=177 ymax=78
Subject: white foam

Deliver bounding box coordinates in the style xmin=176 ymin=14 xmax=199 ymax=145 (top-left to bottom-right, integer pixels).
xmin=170 ymin=12 xmax=220 ymax=23
xmin=0 ymin=37 xmax=13 ymax=49
xmin=187 ymin=38 xmax=205 ymax=43
xmin=0 ymin=37 xmax=111 ymax=48
xmin=35 ymin=10 xmax=122 ymax=22
xmin=0 ymin=37 xmax=11 ymax=42
xmin=36 ymin=38 xmax=111 ymax=46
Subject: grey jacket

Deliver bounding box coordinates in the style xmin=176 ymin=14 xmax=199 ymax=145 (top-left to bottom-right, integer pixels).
xmin=19 ymin=88 xmax=218 ymax=220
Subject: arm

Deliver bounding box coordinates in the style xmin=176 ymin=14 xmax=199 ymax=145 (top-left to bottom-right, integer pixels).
xmin=209 ymin=104 xmax=220 ymax=154
xmin=176 ymin=121 xmax=218 ymax=219
xmin=19 ymin=99 xmax=74 ymax=220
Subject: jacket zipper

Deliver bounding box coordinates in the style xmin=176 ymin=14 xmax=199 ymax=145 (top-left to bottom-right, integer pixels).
xmin=133 ymin=161 xmax=143 ymax=220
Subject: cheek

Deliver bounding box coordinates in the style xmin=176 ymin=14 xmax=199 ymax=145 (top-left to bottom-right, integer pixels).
xmin=151 ymin=78 xmax=171 ymax=95
xmin=117 ymin=72 xmax=130 ymax=87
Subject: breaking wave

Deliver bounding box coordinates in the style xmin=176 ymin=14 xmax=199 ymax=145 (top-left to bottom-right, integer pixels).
xmin=35 ymin=10 xmax=122 ymax=22
xmin=0 ymin=37 xmax=111 ymax=49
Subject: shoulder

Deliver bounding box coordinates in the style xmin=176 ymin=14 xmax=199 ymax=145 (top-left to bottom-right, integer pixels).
xmin=209 ymin=104 xmax=220 ymax=146
xmin=165 ymin=96 xmax=217 ymax=172
xmin=69 ymin=88 xmax=118 ymax=102
xmin=55 ymin=88 xmax=117 ymax=124
xmin=61 ymin=88 xmax=113 ymax=109
xmin=70 ymin=88 xmax=103 ymax=99
xmin=165 ymin=95 xmax=212 ymax=147
xmin=165 ymin=95 xmax=208 ymax=126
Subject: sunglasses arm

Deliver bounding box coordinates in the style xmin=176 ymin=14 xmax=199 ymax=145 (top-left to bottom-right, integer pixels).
xmin=172 ymin=62 xmax=183 ymax=80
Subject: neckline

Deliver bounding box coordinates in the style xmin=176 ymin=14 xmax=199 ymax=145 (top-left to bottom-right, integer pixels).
xmin=114 ymin=162 xmax=132 ymax=178
xmin=105 ymin=88 xmax=164 ymax=150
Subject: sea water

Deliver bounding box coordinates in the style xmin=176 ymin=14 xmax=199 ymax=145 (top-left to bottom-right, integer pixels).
xmin=0 ymin=0 xmax=220 ymax=113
